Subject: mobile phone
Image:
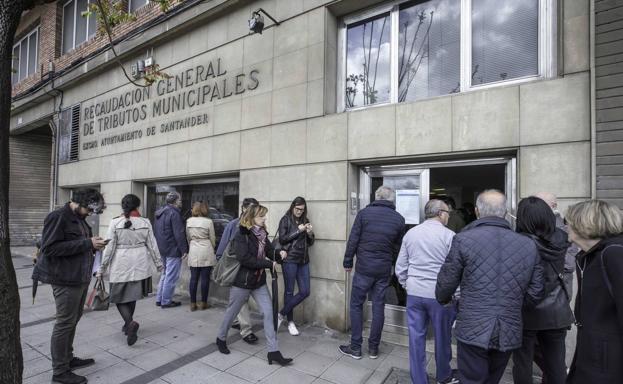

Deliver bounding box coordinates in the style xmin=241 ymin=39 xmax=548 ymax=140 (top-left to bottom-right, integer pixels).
xmin=103 ymin=239 xmax=111 ymax=244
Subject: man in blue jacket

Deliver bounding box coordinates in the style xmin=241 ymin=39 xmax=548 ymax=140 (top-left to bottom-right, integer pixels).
xmin=436 ymin=190 xmax=544 ymax=384
xmin=215 ymin=197 xmax=259 ymax=344
xmin=154 ymin=192 xmax=189 ymax=308
xmin=340 ymin=186 xmax=405 ymax=360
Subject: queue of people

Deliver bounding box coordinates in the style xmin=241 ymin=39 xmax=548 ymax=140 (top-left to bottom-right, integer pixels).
xmin=31 ymin=184 xmax=622 ymax=384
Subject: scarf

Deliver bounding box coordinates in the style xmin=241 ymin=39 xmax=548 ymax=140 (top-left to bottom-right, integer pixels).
xmin=251 ymin=225 xmax=267 ymax=260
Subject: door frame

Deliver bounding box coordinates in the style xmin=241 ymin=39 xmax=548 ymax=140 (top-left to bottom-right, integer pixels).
xmin=358 ymin=156 xmax=517 ymax=342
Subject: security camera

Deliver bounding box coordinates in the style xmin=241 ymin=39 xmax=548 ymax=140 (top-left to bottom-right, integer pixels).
xmin=249 ymin=11 xmax=265 ymax=34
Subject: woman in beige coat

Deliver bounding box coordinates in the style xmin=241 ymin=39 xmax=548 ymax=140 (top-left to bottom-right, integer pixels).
xmin=186 ymin=201 xmax=216 ymax=311
xmin=97 ymin=194 xmax=162 ymax=346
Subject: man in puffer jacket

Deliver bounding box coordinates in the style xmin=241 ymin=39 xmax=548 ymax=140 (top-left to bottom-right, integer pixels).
xmin=436 ymin=190 xmax=544 ymax=384
xmin=340 ymin=186 xmax=405 ymax=360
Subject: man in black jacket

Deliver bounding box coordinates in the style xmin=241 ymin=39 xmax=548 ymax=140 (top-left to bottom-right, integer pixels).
xmin=32 ymin=188 xmax=107 ymax=384
xmin=436 ymin=190 xmax=544 ymax=384
xmin=340 ymin=186 xmax=405 ymax=360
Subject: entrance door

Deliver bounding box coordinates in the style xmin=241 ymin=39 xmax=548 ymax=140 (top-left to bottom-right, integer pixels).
xmin=358 ymin=158 xmax=515 ymax=346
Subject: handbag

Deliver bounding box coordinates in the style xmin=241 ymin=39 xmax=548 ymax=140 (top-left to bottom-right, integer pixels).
xmin=87 ymin=277 xmax=110 ymax=311
xmin=211 ymin=237 xmax=245 ymax=287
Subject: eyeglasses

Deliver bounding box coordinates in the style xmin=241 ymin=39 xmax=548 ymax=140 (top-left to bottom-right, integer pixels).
xmin=438 ymin=209 xmax=449 ymax=214
xmin=293 ymin=207 xmax=305 ymax=212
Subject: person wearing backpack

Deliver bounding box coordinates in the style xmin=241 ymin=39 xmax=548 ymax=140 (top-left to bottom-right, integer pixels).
xmin=215 ymin=204 xmax=293 ymax=366
xmin=511 ymin=197 xmax=574 ymax=384
xmin=564 ymin=200 xmax=623 ymax=383
xmin=277 ymin=196 xmax=315 ymax=336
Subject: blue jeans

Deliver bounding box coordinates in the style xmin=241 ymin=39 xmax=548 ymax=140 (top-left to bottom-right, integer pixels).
xmin=407 ymin=295 xmax=457 ymax=384
xmin=280 ymin=262 xmax=311 ymax=322
xmin=156 ymin=256 xmax=182 ymax=305
xmin=189 ymin=266 xmax=212 ymax=303
xmin=350 ymin=272 xmax=389 ymax=351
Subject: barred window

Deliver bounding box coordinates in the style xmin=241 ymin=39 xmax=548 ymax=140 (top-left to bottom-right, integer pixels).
xmin=59 ymin=105 xmax=81 ymax=164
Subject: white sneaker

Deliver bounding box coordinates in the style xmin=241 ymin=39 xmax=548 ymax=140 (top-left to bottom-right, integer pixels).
xmin=277 ymin=313 xmax=285 ymax=330
xmin=287 ymin=321 xmax=299 ymax=336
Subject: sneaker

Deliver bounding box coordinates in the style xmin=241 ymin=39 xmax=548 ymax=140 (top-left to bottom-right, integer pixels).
xmin=338 ymin=344 xmax=362 ymax=360
xmin=437 ymin=376 xmax=460 ymax=384
xmin=69 ymin=357 xmax=95 ymax=370
xmin=368 ymin=347 xmax=379 ymax=359
xmin=277 ymin=313 xmax=285 ymax=330
xmin=52 ymin=371 xmax=88 ymax=384
xmin=287 ymin=322 xmax=299 ymax=336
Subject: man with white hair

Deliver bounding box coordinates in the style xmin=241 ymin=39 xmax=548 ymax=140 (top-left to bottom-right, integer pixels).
xmin=396 ymin=199 xmax=458 ymax=384
xmin=340 ymin=186 xmax=405 ymax=360
xmin=154 ymin=191 xmax=189 ymax=308
xmin=436 ymin=189 xmax=544 ymax=384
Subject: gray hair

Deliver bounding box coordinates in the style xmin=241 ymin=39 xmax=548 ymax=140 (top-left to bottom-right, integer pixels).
xmin=375 ymin=186 xmax=395 ymax=202
xmin=166 ymin=191 xmax=181 ymax=205
xmin=425 ymin=199 xmax=448 ymax=219
xmin=476 ymin=189 xmax=507 ymax=218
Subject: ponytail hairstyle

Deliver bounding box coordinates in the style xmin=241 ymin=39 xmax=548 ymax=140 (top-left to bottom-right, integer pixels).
xmin=121 ymin=194 xmax=141 ymax=229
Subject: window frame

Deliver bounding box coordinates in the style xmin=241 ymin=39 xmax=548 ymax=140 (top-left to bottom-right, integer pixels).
xmin=61 ymin=0 xmax=97 ymax=55
xmin=337 ymin=0 xmax=557 ymax=112
xmin=12 ymin=26 xmax=39 ymax=84
xmin=128 ymin=0 xmax=149 ymax=13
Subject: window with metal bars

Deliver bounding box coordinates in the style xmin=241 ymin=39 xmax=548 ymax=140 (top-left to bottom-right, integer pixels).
xmin=58 ymin=105 xmax=81 ymax=163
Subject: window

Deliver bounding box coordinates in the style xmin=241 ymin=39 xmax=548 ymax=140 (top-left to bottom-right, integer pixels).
xmin=62 ymin=0 xmax=97 ymax=54
xmin=129 ymin=0 xmax=148 ymax=13
xmin=339 ymin=0 xmax=555 ymax=110
xmin=12 ymin=27 xmax=38 ymax=84
xmin=59 ymin=105 xmax=80 ymax=163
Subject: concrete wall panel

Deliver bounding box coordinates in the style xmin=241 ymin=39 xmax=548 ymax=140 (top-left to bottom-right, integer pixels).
xmin=211 ymin=132 xmax=240 ymax=172
xmin=396 ymin=97 xmax=452 ymax=156
xmin=187 ymin=137 xmax=213 ymax=175
xmin=306 ymin=162 xmax=348 ymax=201
xmin=272 ymin=83 xmax=308 ymax=123
xmin=302 ymin=278 xmax=346 ymax=330
xmin=348 ymin=105 xmax=396 ymax=159
xmin=307 ymin=201 xmax=347 ymax=241
xmin=271 ymin=121 xmax=307 ymax=166
xmin=308 ymin=240 xmax=346 ymax=281
xmin=240 ymin=126 xmax=271 ymax=169
xmin=306 ymin=114 xmax=348 ymax=163
xmin=269 ymin=165 xmax=307 ymax=201
xmin=213 ymin=99 xmax=243 ymax=135
xmin=241 ymin=92 xmax=273 ymax=129
xmin=240 ymin=168 xmax=271 ymax=202
xmin=273 ymin=48 xmax=308 ymax=90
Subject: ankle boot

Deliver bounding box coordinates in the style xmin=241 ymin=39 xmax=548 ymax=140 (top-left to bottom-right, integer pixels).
xmin=199 ymin=301 xmax=209 ymax=310
xmin=216 ymin=337 xmax=230 ymax=354
xmin=190 ymin=302 xmax=197 ymax=312
xmin=267 ymin=351 xmax=293 ymax=366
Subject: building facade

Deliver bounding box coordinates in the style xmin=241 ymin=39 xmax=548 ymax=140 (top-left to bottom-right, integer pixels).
xmin=10 ymin=0 xmax=601 ymax=337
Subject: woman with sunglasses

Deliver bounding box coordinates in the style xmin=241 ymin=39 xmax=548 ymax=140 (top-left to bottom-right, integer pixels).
xmin=276 ymin=196 xmax=315 ymax=336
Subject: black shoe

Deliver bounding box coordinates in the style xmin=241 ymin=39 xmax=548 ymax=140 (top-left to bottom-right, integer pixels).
xmin=126 ymin=321 xmax=139 ymax=346
xmin=161 ymin=301 xmax=181 ymax=308
xmin=52 ymin=371 xmax=88 ymax=384
xmin=242 ymin=333 xmax=258 ymax=344
xmin=267 ymin=351 xmax=293 ymax=366
xmin=437 ymin=377 xmax=460 ymax=384
xmin=231 ymin=323 xmax=241 ymax=330
xmin=338 ymin=344 xmax=362 ymax=360
xmin=368 ymin=347 xmax=379 ymax=359
xmin=216 ymin=337 xmax=230 ymax=354
xmin=69 ymin=357 xmax=95 ymax=370
xmin=122 ymin=324 xmax=127 ymax=335
xmin=155 ymin=301 xmax=161 ymax=306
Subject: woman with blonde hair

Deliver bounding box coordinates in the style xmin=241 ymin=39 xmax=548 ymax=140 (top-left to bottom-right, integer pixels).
xmin=186 ymin=201 xmax=216 ymax=311
xmin=215 ymin=204 xmax=293 ymax=366
xmin=565 ymin=200 xmax=623 ymax=383
xmin=97 ymin=194 xmax=163 ymax=346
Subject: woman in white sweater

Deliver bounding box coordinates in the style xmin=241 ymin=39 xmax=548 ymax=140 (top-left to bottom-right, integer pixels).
xmin=97 ymin=194 xmax=162 ymax=346
xmin=186 ymin=201 xmax=216 ymax=311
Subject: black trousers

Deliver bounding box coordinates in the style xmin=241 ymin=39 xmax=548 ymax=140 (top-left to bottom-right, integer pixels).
xmin=512 ymin=328 xmax=568 ymax=384
xmin=457 ymin=341 xmax=512 ymax=384
xmin=51 ymin=283 xmax=89 ymax=375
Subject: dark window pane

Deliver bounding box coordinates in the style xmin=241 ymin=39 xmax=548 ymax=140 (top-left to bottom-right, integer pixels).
xmin=28 ymin=32 xmax=38 ymax=76
xmin=398 ymin=0 xmax=461 ymax=102
xmin=129 ymin=0 xmax=148 ymax=13
xmin=12 ymin=46 xmax=19 ymax=84
xmin=346 ymin=13 xmax=391 ymax=108
xmin=471 ymin=0 xmax=539 ymax=85
xmin=63 ymin=1 xmax=75 ymax=53
xmin=75 ymin=0 xmax=88 ymax=46
xmin=19 ymin=39 xmax=28 ymax=80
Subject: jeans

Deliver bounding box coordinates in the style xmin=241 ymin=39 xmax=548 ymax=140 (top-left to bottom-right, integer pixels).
xmin=512 ymin=328 xmax=568 ymax=384
xmin=218 ymin=285 xmax=278 ymax=352
xmin=189 ymin=266 xmax=212 ymax=303
xmin=349 ymin=272 xmax=389 ymax=351
xmin=457 ymin=341 xmax=512 ymax=384
xmin=407 ymin=295 xmax=457 ymax=384
xmin=51 ymin=283 xmax=89 ymax=375
xmin=156 ymin=256 xmax=182 ymax=305
xmin=280 ymin=262 xmax=310 ymax=322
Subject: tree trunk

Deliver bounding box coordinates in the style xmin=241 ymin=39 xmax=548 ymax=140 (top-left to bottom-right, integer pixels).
xmin=0 ymin=0 xmax=26 ymax=382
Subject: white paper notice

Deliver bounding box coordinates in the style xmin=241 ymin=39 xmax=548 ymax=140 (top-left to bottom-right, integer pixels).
xmin=395 ymin=189 xmax=420 ymax=224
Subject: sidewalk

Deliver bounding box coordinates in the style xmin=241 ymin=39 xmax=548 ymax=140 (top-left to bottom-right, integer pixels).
xmin=13 ymin=247 xmax=518 ymax=384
